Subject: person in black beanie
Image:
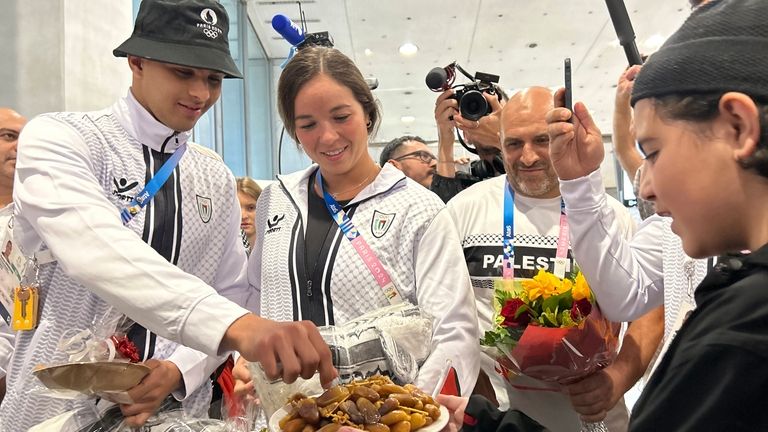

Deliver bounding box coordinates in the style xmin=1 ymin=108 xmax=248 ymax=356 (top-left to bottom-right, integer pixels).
xmin=546 ymin=0 xmax=768 ymax=430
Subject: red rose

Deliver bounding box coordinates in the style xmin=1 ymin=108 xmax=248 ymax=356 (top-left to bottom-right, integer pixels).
xmin=500 ymin=298 xmax=531 ymax=327
xmin=570 ymin=298 xmax=593 ymax=321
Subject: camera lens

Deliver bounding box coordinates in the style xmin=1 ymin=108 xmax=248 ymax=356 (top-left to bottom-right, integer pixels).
xmin=459 ymin=90 xmax=489 ymax=121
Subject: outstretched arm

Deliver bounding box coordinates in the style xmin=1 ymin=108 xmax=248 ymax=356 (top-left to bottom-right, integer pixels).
xmin=612 ymin=65 xmax=644 ymax=180
xmin=547 ymin=97 xmax=665 ymax=321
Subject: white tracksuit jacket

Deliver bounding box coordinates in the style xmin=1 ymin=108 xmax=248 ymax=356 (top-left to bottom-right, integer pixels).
xmin=1 ymin=91 xmax=251 ymax=430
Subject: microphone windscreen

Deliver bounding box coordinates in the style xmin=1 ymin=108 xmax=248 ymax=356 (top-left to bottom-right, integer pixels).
xmin=426 ymin=67 xmax=448 ymax=91
xmin=272 ymin=14 xmax=305 ymax=46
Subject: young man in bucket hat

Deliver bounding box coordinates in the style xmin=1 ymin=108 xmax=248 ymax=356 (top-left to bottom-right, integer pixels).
xmin=0 ymin=0 xmax=334 ymax=429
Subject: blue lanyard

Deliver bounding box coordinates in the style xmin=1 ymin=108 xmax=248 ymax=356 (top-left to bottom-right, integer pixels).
xmin=502 ymin=180 xmax=515 ymax=280
xmin=315 ymin=170 xmax=402 ymax=304
xmin=502 ymin=179 xmax=569 ymax=280
xmin=120 ymin=144 xmax=187 ymax=225
xmin=316 ymin=171 xmax=360 ymax=241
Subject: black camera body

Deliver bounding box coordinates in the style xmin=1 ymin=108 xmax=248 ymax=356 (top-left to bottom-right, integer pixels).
xmin=426 ymin=64 xmax=501 ymax=121
xmin=452 ymin=72 xmax=500 ymax=121
xmin=470 ymin=155 xmax=505 ymax=179
xmin=297 ymin=31 xmax=334 ymax=49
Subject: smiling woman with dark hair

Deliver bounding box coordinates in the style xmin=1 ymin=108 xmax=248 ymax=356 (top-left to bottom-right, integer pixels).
xmin=236 ymin=46 xmax=481 ymax=398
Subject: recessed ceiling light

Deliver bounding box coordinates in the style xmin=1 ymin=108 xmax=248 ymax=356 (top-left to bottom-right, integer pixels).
xmin=609 ymin=39 xmax=621 ymax=48
xmin=364 ymin=48 xmax=373 ymax=57
xmin=399 ymin=42 xmax=418 ymax=56
xmin=401 ymin=115 xmax=416 ymax=124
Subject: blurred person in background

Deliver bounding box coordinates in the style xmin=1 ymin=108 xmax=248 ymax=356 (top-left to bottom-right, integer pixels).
xmin=236 ymin=177 xmax=262 ymax=253
xmin=379 ymin=135 xmax=437 ymax=189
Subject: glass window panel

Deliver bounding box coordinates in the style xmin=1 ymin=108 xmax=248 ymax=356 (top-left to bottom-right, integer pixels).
xmin=279 ymin=132 xmax=313 ymax=174
xmin=245 ymin=16 xmax=273 ymax=179
xmin=132 ymin=0 xmax=141 ymax=20
xmin=193 ymin=109 xmax=216 ymax=150
xmin=219 ymin=0 xmax=246 ymax=176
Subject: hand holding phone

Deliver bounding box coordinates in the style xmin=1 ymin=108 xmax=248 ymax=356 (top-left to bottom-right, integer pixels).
xmin=564 ymin=58 xmax=573 ymax=122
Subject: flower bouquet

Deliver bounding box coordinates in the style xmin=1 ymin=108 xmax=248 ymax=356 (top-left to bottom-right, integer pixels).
xmin=480 ymin=268 xmax=620 ymax=431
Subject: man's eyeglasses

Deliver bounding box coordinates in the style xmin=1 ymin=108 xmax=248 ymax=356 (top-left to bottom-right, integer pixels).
xmin=393 ymin=150 xmax=436 ymax=164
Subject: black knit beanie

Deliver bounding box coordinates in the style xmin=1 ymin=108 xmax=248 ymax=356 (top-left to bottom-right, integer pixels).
xmin=631 ymin=0 xmax=768 ymax=106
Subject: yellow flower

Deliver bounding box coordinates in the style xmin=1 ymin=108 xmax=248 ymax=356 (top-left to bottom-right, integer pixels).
xmin=523 ymin=269 xmax=562 ymax=301
xmin=572 ymin=272 xmax=591 ymax=301
xmin=559 ymin=278 xmax=573 ymax=295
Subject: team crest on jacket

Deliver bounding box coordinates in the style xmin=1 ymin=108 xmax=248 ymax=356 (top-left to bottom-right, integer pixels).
xmin=196 ymin=195 xmax=213 ymax=223
xmin=371 ymin=210 xmax=395 ymax=238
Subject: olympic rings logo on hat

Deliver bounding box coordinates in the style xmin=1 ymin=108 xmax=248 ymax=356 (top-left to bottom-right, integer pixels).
xmin=203 ymin=28 xmax=220 ymax=39
xmin=200 ymin=8 xmax=218 ymax=25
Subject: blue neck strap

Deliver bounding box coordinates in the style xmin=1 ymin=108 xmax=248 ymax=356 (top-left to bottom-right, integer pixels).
xmin=502 ymin=179 xmax=567 ymax=280
xmin=120 ymin=143 xmax=187 ymax=225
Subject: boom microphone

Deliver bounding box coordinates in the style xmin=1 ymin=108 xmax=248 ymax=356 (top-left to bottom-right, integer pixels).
xmin=605 ymin=0 xmax=644 ymax=66
xmin=271 ymin=14 xmax=305 ymax=46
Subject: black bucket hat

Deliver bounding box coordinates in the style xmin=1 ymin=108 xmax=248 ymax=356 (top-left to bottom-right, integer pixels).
xmin=114 ymin=0 xmax=242 ymax=78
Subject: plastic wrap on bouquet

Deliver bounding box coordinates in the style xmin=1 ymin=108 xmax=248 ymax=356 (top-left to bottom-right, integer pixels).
xmin=318 ymin=302 xmax=433 ymax=385
xmin=480 ymin=269 xmax=621 ymax=431
xmin=492 ymin=308 xmax=620 ymax=384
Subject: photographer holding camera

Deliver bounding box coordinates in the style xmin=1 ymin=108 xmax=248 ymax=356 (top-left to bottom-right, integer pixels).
xmin=428 ymin=65 xmax=507 ymax=202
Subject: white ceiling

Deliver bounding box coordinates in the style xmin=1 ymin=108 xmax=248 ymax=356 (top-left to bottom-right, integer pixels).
xmin=246 ymin=0 xmax=693 ymax=145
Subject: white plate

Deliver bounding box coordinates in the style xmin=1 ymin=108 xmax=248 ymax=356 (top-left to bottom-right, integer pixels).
xmin=269 ymin=403 xmax=449 ymax=432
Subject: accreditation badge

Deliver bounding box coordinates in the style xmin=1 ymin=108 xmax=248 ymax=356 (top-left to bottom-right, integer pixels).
xmin=0 ymin=217 xmax=25 ymax=327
